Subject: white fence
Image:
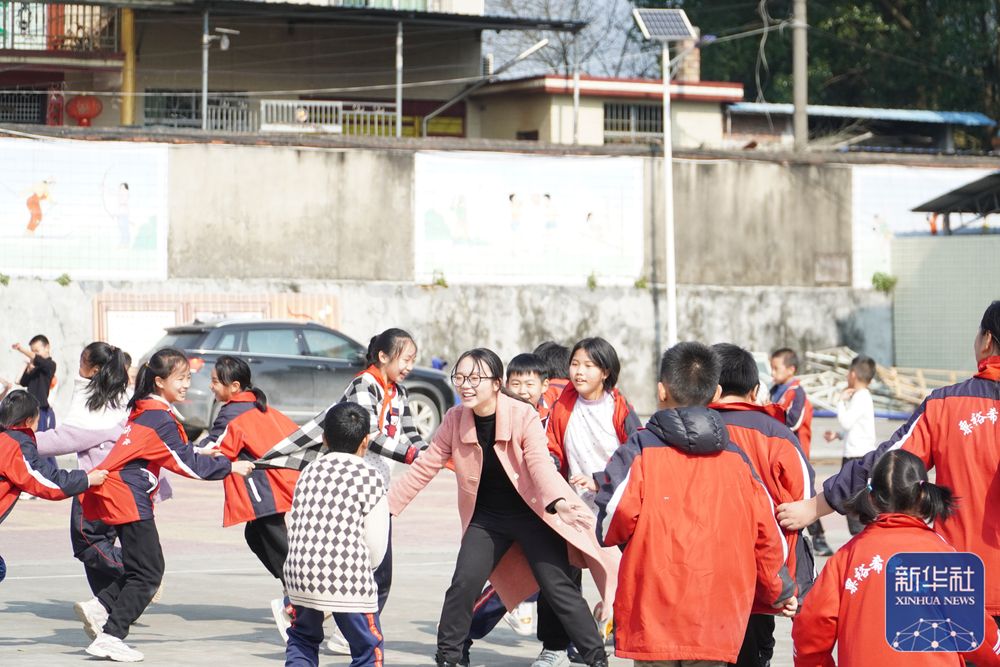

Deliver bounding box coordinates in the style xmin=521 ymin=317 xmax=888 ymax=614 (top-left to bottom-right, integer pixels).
xmin=260 ymin=99 xmax=397 ymax=136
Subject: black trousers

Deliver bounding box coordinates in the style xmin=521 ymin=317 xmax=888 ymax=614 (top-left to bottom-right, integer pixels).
xmin=97 ymin=519 xmax=165 ymax=640
xmin=733 ymin=614 xmax=776 ymax=667
xmin=806 ymin=520 xmax=826 ymax=538
xmin=69 ymin=496 xmax=124 ymax=595
xmin=244 ymin=513 xmax=288 ymax=584
xmin=437 ymin=509 xmax=604 ymax=665
xmin=841 ymin=457 xmax=865 ymax=536
xmin=536 ymin=568 xmax=583 ymax=650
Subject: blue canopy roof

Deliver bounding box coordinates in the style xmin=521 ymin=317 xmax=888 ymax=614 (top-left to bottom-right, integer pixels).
xmin=728 ymin=103 xmax=995 ymax=127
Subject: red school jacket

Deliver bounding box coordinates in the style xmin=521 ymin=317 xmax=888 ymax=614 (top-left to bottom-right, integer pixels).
xmin=793 ymin=513 xmax=1000 ymax=667
xmin=711 ymin=401 xmax=816 ymax=611
xmin=823 ymin=356 xmax=1000 ymax=615
xmin=545 ymin=385 xmax=641 ymax=477
xmin=771 ymin=379 xmax=814 ymax=459
xmin=0 ymin=428 xmax=90 ymax=525
xmin=82 ymin=398 xmax=233 ymax=525
xmin=202 ymin=392 xmax=301 ymax=527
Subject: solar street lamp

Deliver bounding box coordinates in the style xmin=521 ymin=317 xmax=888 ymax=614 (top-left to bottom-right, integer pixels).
xmin=632 ymin=8 xmax=696 ymax=348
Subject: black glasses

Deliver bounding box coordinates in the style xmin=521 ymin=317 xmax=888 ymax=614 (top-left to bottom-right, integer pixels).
xmin=451 ymin=373 xmax=495 ymax=388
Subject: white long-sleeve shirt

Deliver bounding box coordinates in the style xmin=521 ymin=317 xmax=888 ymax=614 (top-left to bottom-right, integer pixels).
xmin=836 ymin=388 xmax=877 ymax=458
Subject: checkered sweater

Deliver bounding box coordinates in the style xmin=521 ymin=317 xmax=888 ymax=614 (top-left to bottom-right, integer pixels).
xmin=283 ymin=453 xmax=389 ymax=613
xmin=255 ymin=371 xmax=426 ymax=486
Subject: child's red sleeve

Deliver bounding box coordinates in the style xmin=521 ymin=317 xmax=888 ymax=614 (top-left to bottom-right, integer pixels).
xmin=791 ymin=550 xmax=842 ymax=667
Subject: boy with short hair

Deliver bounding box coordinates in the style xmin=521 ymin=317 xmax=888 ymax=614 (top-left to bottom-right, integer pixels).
xmin=533 ymin=342 xmax=570 ymax=422
xmin=506 ymin=353 xmax=551 ymax=424
xmin=770 ymin=347 xmax=832 ymax=556
xmin=823 ymin=355 xmax=878 ymax=536
xmin=13 ymin=335 xmax=57 ymax=432
xmin=283 ymin=402 xmax=389 ymax=667
xmin=711 ymin=343 xmax=815 ymax=667
xmin=595 ymin=342 xmax=796 ymax=667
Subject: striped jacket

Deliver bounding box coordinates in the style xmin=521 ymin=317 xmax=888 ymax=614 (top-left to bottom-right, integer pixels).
xmin=202 ymin=392 xmax=301 ymax=527
xmin=257 ymin=366 xmax=426 ymax=485
xmin=823 ymin=356 xmax=1000 ymax=614
xmin=770 ymin=378 xmax=814 ymax=458
xmin=0 ymin=428 xmax=89 ymax=525
xmin=82 ymin=398 xmax=232 ymax=525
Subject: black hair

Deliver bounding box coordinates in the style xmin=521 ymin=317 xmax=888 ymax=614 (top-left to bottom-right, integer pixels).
xmin=507 ymin=353 xmax=549 ymax=381
xmin=570 ymin=337 xmax=621 ymax=391
xmin=845 ymin=449 xmax=955 ymax=525
xmin=29 ymin=334 xmax=50 ymax=347
xmin=850 ymin=355 xmax=877 ymax=384
xmin=981 ymin=300 xmax=1000 ymax=354
xmin=659 ymin=342 xmax=720 ymax=407
xmin=323 ymin=402 xmax=370 ymax=454
xmin=366 ymin=328 xmax=415 ymax=367
xmin=123 ymin=352 xmax=133 ymax=368
xmin=713 ymin=343 xmax=760 ymax=398
xmin=215 ymin=355 xmax=268 ymax=412
xmin=0 ymin=391 xmax=41 ymax=429
xmin=81 ymin=342 xmax=129 ymax=413
xmin=453 ymin=348 xmax=530 ymax=405
xmin=128 ymin=347 xmax=189 ymax=410
xmin=770 ymin=347 xmax=800 ymax=373
xmin=532 ymin=341 xmax=570 ymax=380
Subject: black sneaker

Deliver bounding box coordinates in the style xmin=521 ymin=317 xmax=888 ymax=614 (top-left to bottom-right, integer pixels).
xmin=434 ymin=650 xmax=465 ymax=667
xmin=588 ymin=657 xmax=608 ymax=667
xmin=812 ymin=535 xmax=834 ymax=557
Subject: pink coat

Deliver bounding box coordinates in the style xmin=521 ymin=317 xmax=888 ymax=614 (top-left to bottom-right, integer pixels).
xmin=389 ymin=392 xmax=619 ymax=617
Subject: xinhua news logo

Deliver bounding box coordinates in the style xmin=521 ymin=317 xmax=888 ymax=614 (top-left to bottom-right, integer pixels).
xmin=886 ymin=552 xmax=985 ymax=652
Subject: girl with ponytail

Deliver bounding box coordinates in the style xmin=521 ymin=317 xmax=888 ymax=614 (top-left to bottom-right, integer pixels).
xmin=794 ymin=450 xmax=1000 ymax=666
xmin=200 ymin=355 xmax=302 ymax=638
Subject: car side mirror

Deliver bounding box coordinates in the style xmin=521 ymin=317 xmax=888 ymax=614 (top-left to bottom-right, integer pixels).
xmin=350 ymin=352 xmax=366 ymax=366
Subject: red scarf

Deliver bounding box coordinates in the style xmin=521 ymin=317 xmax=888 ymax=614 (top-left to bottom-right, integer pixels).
xmin=976 ymin=355 xmax=1000 ymax=381
xmin=358 ymin=365 xmax=397 ymax=430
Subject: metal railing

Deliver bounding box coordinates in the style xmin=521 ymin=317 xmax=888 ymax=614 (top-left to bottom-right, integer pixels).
xmin=207 ymin=105 xmax=258 ymax=133
xmin=331 ymin=0 xmax=428 ymax=9
xmin=260 ymin=99 xmax=397 ymax=136
xmin=1 ymin=3 xmax=119 ymax=51
xmin=604 ymin=102 xmax=663 ymax=143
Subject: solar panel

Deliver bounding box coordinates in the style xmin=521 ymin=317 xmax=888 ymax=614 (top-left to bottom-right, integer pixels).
xmin=633 ymin=8 xmax=696 ymax=42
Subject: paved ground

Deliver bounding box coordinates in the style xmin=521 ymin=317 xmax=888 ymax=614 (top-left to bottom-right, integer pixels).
xmin=0 ymin=417 xmax=903 ymax=666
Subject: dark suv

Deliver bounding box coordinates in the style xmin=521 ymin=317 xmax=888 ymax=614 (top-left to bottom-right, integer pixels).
xmin=143 ymin=320 xmax=456 ymax=440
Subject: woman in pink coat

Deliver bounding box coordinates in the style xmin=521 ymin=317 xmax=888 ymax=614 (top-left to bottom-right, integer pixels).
xmin=389 ymin=348 xmax=614 ymax=667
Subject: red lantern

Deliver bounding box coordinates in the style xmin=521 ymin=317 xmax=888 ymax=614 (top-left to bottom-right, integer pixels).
xmin=66 ymin=94 xmax=103 ymax=127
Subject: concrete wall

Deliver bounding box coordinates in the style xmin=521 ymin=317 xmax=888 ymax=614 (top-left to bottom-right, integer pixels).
xmin=167 ymin=144 xmax=414 ymax=280
xmin=469 ymin=94 xmax=551 ymax=141
xmin=0 ymin=278 xmax=892 ymax=417
xmin=672 ymin=100 xmax=726 ymax=148
xmin=549 ymin=96 xmax=604 ymax=145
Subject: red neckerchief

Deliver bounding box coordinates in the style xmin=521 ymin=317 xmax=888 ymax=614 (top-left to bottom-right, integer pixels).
xmin=976 ymin=356 xmax=1000 ymax=381
xmin=710 ymin=400 xmax=788 ymax=424
xmin=358 ymin=365 xmax=397 ymax=430
xmin=7 ymin=426 xmax=36 ymax=441
xmin=227 ymin=391 xmax=257 ymax=404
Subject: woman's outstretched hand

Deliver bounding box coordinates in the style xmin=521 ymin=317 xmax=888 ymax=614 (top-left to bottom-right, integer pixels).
xmin=554 ymin=498 xmax=595 ymax=532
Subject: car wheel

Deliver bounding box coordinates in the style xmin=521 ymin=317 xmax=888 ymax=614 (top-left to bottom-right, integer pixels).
xmin=408 ymin=392 xmax=442 ymax=441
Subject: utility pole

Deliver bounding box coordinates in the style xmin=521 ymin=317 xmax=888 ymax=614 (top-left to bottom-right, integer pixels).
xmin=793 ymin=0 xmax=808 ymax=150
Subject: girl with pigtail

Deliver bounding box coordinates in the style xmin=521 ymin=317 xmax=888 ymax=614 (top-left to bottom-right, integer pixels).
xmin=793 ymin=450 xmax=1000 ymax=666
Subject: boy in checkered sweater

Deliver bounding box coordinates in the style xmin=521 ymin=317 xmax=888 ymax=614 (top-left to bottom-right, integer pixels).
xmin=283 ymin=402 xmax=389 ymax=667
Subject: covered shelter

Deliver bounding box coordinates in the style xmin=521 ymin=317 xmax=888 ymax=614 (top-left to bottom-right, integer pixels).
xmin=912 ymin=171 xmax=1000 ymax=234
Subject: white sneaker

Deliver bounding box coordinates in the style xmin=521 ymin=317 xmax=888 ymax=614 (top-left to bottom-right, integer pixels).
xmin=270 ymin=598 xmax=291 ymax=643
xmin=530 ymin=648 xmax=570 ymax=667
xmin=85 ymin=633 xmax=144 ymax=662
xmin=503 ymin=601 xmax=535 ymax=636
xmin=149 ymin=581 xmax=164 ymax=605
xmin=325 ymin=623 xmax=352 ymax=655
xmin=74 ymin=597 xmax=109 ymax=640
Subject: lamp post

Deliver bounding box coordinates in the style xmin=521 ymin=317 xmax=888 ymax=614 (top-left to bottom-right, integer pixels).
xmin=632 ymin=8 xmax=697 ymax=348
xmin=201 ymin=13 xmax=239 ymax=131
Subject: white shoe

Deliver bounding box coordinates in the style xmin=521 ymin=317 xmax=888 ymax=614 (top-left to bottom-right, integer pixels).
xmin=74 ymin=597 xmax=109 ymax=640
xmin=503 ymin=601 xmax=535 ymax=637
xmin=325 ymin=624 xmax=352 ymax=655
xmin=85 ymin=633 xmax=144 ymax=662
xmin=530 ymin=648 xmax=570 ymax=667
xmin=593 ymin=600 xmax=613 ymax=643
xmin=270 ymin=598 xmax=291 ymax=643
xmin=149 ymin=581 xmax=164 ymax=605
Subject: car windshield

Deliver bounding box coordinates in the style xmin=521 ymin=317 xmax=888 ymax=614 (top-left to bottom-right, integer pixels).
xmin=154 ymin=331 xmax=208 ymax=350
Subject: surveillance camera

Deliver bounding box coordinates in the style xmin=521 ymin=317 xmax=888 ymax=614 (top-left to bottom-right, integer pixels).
xmin=215 ymin=27 xmax=240 ymax=35
xmin=220 ymin=34 xmax=230 ymax=50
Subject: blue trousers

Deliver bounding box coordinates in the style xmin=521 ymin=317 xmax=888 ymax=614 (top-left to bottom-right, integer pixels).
xmin=285 ymin=605 xmax=383 ymax=667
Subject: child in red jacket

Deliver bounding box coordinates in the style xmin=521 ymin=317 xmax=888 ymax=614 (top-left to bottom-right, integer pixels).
xmin=199 ymin=355 xmax=301 ymax=638
xmin=793 ymin=449 xmax=1000 ymax=666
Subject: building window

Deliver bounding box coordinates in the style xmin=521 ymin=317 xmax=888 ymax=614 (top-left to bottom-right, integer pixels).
xmin=144 ymin=89 xmax=249 ymax=128
xmin=604 ymin=102 xmax=663 ymax=142
xmin=516 ymin=129 xmax=539 ymax=141
xmin=0 ymin=88 xmax=47 ymax=124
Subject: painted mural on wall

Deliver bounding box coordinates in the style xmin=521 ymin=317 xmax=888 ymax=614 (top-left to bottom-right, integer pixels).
xmin=414 ymin=151 xmax=645 ymax=285
xmin=0 ymin=139 xmax=168 ymax=280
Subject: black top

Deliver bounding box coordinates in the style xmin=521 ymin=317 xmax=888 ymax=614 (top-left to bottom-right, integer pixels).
xmin=473 ymin=413 xmax=532 ymax=516
xmin=19 ymin=356 xmax=56 ymax=409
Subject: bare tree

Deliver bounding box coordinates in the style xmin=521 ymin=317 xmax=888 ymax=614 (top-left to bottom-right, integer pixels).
xmin=483 ymin=0 xmax=660 ymax=79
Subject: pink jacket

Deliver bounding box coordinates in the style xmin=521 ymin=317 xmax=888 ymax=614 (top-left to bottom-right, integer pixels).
xmin=389 ymin=392 xmax=619 ymax=616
